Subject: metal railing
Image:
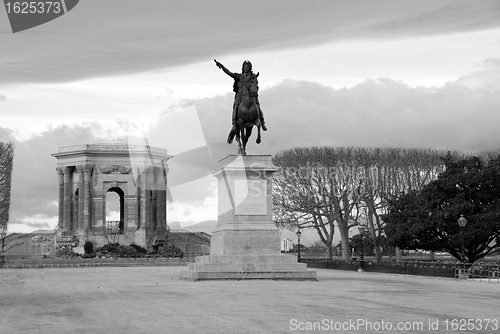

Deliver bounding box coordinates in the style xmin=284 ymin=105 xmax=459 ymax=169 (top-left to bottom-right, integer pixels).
xmin=0 ymin=253 xmax=210 ymax=268
xmin=455 ymin=262 xmax=500 ymax=282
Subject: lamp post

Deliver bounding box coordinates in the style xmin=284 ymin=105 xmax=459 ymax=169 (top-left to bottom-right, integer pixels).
xmin=457 ymin=214 xmax=467 ymax=263
xmin=296 ymin=229 xmax=302 ymax=263
xmin=358 ymin=226 xmax=365 ymax=272
xmin=1 ymin=228 xmax=6 ymax=265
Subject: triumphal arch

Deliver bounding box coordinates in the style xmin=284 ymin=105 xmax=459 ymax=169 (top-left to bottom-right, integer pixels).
xmin=52 ymin=142 xmax=171 ymax=248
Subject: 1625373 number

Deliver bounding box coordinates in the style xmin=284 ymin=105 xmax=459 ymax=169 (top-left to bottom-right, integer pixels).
xmin=5 ymin=2 xmax=62 ymax=14
xmin=444 ymin=319 xmax=499 ymax=331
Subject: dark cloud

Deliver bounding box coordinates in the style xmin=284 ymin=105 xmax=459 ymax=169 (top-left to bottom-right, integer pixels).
xmin=1 ymin=0 xmax=499 ymax=85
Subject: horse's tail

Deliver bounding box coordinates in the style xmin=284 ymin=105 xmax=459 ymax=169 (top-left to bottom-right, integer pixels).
xmin=227 ymin=130 xmax=235 ymax=144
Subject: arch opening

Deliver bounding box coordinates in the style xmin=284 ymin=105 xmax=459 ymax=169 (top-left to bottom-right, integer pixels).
xmin=106 ymin=187 xmax=125 ymax=234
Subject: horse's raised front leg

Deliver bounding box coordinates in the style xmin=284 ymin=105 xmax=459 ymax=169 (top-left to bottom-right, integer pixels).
xmin=256 ymin=125 xmax=261 ymax=144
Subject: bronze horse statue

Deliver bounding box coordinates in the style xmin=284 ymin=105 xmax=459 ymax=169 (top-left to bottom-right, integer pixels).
xmin=227 ymin=73 xmax=262 ymax=155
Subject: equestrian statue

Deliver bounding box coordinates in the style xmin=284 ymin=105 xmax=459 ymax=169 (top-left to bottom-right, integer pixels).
xmin=214 ymin=59 xmax=267 ymax=156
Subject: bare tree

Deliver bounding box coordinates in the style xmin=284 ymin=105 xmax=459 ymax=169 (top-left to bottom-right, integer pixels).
xmin=273 ymin=147 xmax=361 ymax=260
xmin=0 ymin=142 xmax=14 ymax=259
xmin=273 ymin=146 xmax=461 ymax=262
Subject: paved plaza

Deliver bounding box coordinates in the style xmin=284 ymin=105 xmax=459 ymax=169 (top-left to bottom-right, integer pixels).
xmin=1 ymin=266 xmax=499 ymax=334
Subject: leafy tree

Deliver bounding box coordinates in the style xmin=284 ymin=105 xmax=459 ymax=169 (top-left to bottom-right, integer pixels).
xmin=384 ymin=154 xmax=500 ymax=263
xmin=350 ymin=231 xmax=374 ymax=257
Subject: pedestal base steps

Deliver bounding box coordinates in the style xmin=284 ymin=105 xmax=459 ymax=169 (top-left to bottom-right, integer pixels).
xmin=180 ymin=254 xmax=316 ymax=281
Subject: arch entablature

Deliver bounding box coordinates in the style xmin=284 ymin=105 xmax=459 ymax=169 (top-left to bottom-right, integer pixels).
xmin=103 ymin=181 xmax=128 ymax=196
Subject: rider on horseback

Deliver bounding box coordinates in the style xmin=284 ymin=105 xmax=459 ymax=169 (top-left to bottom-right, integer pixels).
xmin=214 ymin=59 xmax=267 ymax=132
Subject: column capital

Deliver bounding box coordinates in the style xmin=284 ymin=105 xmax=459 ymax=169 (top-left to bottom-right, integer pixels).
xmin=75 ymin=164 xmax=94 ymax=175
xmin=82 ymin=164 xmax=94 ymax=173
xmin=62 ymin=166 xmax=74 ymax=174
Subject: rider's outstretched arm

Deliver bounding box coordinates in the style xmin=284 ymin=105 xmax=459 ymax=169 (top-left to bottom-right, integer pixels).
xmin=214 ymin=59 xmax=238 ymax=79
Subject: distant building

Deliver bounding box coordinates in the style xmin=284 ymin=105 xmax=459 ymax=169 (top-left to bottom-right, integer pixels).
xmin=281 ymin=238 xmax=293 ymax=252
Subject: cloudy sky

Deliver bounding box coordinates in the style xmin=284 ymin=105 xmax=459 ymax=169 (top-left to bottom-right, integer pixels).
xmin=1 ymin=0 xmax=500 ymax=233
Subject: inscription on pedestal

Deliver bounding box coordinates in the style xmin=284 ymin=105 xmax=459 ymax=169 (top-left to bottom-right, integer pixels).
xmin=234 ymin=179 xmax=267 ymax=215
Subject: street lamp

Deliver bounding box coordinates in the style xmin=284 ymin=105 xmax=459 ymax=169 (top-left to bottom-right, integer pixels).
xmin=358 ymin=226 xmax=366 ymax=272
xmin=457 ymin=214 xmax=467 ymax=263
xmin=1 ymin=228 xmax=6 ymax=265
xmin=296 ymin=229 xmax=302 ymax=263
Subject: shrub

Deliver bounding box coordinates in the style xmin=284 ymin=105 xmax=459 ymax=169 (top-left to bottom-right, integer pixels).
xmin=82 ymin=252 xmax=97 ymax=258
xmin=84 ymin=241 xmax=94 ymax=254
xmin=55 ymin=246 xmax=80 ymax=258
xmin=95 ymin=242 xmax=184 ymax=258
xmin=302 ymin=259 xmax=457 ymax=278
xmin=95 ymin=243 xmax=147 ymax=258
xmin=129 ymin=243 xmax=147 ymax=254
xmin=153 ymin=244 xmax=184 ymax=258
xmin=96 ymin=243 xmax=120 ymax=255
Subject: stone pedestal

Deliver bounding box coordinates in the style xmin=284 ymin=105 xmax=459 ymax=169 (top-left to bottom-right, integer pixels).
xmin=181 ymin=155 xmax=316 ymax=281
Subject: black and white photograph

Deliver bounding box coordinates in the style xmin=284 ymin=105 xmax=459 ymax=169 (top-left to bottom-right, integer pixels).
xmin=1 ymin=1 xmax=500 ymax=333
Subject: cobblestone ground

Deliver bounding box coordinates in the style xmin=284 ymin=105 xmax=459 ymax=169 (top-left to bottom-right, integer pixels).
xmin=0 ymin=267 xmax=498 ymax=334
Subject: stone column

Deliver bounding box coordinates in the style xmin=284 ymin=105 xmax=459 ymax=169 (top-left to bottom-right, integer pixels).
xmin=139 ymin=167 xmax=151 ymax=230
xmin=161 ymin=161 xmax=169 ymax=231
xmin=76 ymin=166 xmax=84 ymax=230
xmin=156 ymin=189 xmax=166 ymax=232
xmin=92 ymin=194 xmax=105 ymax=231
xmin=83 ymin=165 xmax=93 ymax=230
xmin=56 ymin=167 xmax=64 ymax=230
xmin=155 ymin=166 xmax=167 ymax=232
xmin=149 ymin=169 xmax=158 ymax=231
xmin=125 ymin=195 xmax=138 ymax=230
xmin=62 ymin=166 xmax=73 ymax=231
xmin=140 ymin=174 xmax=147 ymax=230
xmin=72 ymin=194 xmax=78 ymax=231
xmin=119 ymin=195 xmax=124 ymax=233
xmin=134 ymin=167 xmax=149 ymax=247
